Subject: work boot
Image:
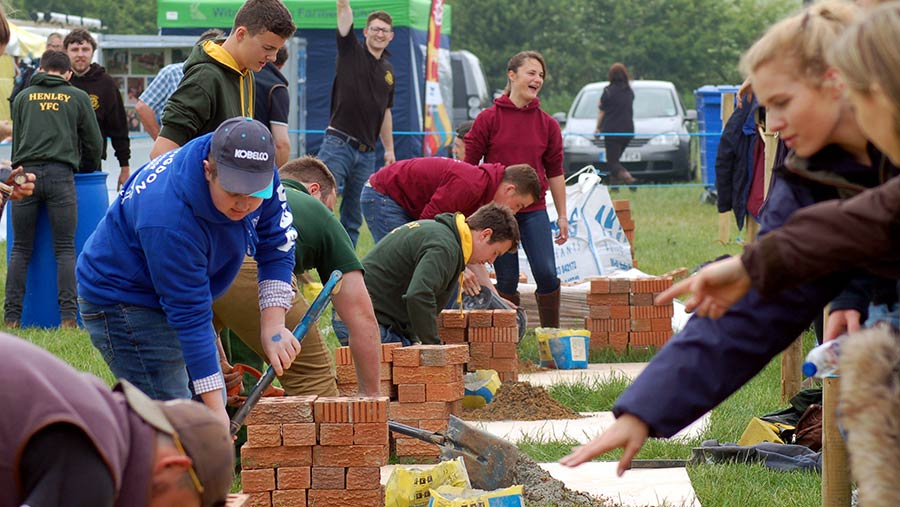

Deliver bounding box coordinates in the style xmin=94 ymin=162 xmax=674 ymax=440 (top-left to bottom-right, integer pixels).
xmin=60 ymin=319 xmax=78 ymax=329
xmin=497 ymin=290 xmax=521 ymax=308
xmin=535 ymin=286 xmax=561 ymax=328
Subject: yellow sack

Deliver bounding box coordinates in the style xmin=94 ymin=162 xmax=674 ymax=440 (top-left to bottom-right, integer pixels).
xmin=385 ymin=457 xmax=471 ymax=507
xmin=301 ymin=281 xmax=323 ymax=304
xmin=536 ymin=327 xmax=590 ymax=369
xmin=462 ymin=369 xmax=501 ymax=409
xmin=427 ymin=485 xmax=524 ymax=507
xmin=738 ymin=417 xmax=795 ymax=446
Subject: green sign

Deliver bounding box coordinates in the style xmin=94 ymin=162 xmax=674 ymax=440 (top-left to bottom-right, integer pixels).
xmin=158 ymin=0 xmax=452 ymax=34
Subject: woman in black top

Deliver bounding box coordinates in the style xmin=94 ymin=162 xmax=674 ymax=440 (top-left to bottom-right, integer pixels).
xmin=596 ymin=63 xmax=636 ymax=184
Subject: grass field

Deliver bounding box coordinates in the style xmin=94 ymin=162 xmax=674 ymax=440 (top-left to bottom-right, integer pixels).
xmin=0 ymin=186 xmax=825 ymax=506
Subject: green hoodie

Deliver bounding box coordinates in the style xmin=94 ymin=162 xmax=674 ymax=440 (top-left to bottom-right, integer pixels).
xmin=362 ymin=212 xmax=469 ymax=344
xmin=11 ymin=72 xmax=102 ymax=170
xmin=159 ymin=39 xmax=254 ymax=146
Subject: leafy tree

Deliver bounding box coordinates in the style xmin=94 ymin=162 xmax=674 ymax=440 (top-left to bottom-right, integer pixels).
xmin=7 ymin=0 xmax=157 ymax=34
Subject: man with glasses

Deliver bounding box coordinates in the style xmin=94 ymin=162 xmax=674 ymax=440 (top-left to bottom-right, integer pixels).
xmin=317 ymin=0 xmax=396 ymax=246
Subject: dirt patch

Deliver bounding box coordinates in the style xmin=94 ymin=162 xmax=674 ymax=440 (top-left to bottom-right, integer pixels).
xmin=462 ymin=381 xmax=581 ymax=421
xmin=518 ymin=358 xmax=546 ymax=374
xmin=514 ymin=453 xmax=613 ymax=506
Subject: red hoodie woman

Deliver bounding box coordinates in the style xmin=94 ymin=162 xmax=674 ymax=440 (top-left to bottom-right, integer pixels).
xmin=464 ymin=50 xmax=568 ymax=326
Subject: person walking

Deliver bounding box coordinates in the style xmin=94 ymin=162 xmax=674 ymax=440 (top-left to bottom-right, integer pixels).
xmin=596 ymin=63 xmax=637 ymax=185
xmin=464 ymin=50 xmax=568 ymax=327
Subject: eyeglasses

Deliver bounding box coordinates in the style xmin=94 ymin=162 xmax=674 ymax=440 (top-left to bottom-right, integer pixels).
xmin=172 ymin=432 xmax=205 ymax=497
xmin=368 ymin=27 xmax=393 ymax=34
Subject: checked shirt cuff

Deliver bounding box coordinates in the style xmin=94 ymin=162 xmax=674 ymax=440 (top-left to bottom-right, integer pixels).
xmin=259 ymin=279 xmax=294 ymax=310
xmin=192 ymin=372 xmax=225 ymax=395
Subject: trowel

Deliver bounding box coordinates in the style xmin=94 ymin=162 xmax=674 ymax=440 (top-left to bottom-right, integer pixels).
xmin=388 ymin=415 xmax=520 ymax=490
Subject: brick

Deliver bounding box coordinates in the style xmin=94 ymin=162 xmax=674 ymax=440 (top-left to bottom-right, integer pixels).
xmin=619 ymin=216 xmax=635 ymax=230
xmin=584 ymin=318 xmax=604 ymax=334
xmin=276 ymin=467 xmax=311 ymax=490
xmin=492 ymin=342 xmax=518 ymax=359
xmin=313 ymin=445 xmax=389 ymax=467
xmin=492 ymin=309 xmax=517 ymax=328
xmin=282 ymin=423 xmax=317 ymax=446
xmin=489 ymin=357 xmax=518 ymax=371
xmin=337 ymin=383 xmax=358 ymax=396
xmin=498 ymin=371 xmax=519 ymax=382
xmin=245 ymin=396 xmax=317 ymax=425
xmin=466 ymin=356 xmax=491 ymax=371
xmin=592 ymin=318 xmax=629 ymax=332
xmin=616 ymin=209 xmax=632 ymax=221
xmin=609 ymin=278 xmax=631 ymax=294
xmin=588 ymin=305 xmax=611 ymax=319
xmin=632 ymin=277 xmax=673 ymax=294
xmin=389 ymin=401 xmax=451 ymax=420
xmin=589 ymin=331 xmax=609 ymax=349
xmin=651 ymin=318 xmax=672 ymax=332
xmin=589 ymin=278 xmax=610 ymax=294
xmin=335 ymin=364 xmax=357 ymax=384
xmin=609 ymin=332 xmax=629 ymax=353
xmin=397 ymin=383 xmax=426 ymax=403
xmin=307 ymin=489 xmax=383 ymax=507
xmin=353 ymin=422 xmax=389 ymax=445
xmin=630 ymin=319 xmax=652 ymax=332
xmin=586 ymin=293 xmax=629 ymax=306
xmin=349 ymin=396 xmax=389 ymax=423
xmin=334 ymin=346 xmax=353 ymax=365
xmin=246 ymin=424 xmax=281 ymax=448
xmin=271 ymin=489 xmax=306 ymax=507
xmin=439 ymin=327 xmax=466 ymax=343
xmin=468 ymin=342 xmax=493 ymax=358
xmin=610 ymin=305 xmax=631 ymax=319
xmin=394 ymin=437 xmax=441 ymax=457
xmin=381 ymin=342 xmax=402 ymax=362
xmin=418 ymin=418 xmax=449 ymax=432
xmin=440 ymin=310 xmax=467 ymax=328
xmin=391 ymin=347 xmax=420 ymax=367
xmin=241 ymin=446 xmax=312 ymax=469
xmin=419 ymin=344 xmax=469 ymax=366
xmin=466 ymin=310 xmax=493 ymax=327
xmin=379 ymin=362 xmax=392 ymax=380
xmin=319 ymin=423 xmax=354 ymax=446
xmin=346 ymin=466 xmax=382 ymax=490
xmin=241 ymin=468 xmax=275 ymax=492
xmin=467 ymin=327 xmax=518 ymax=343
xmin=425 ymin=381 xmax=465 ymax=402
xmin=629 ymin=292 xmax=654 ymax=306
xmin=393 ymin=365 xmax=462 ymax=384
xmin=449 ymin=399 xmax=463 ymax=416
xmin=311 ymin=466 xmax=346 ymax=489
xmin=630 ymin=331 xmax=671 ymax=346
xmin=630 ymin=304 xmax=674 ymax=319
xmin=663 ymin=267 xmax=690 ymax=282
xmin=244 ymin=492 xmax=271 ymax=507
xmin=314 ymin=397 xmax=350 ymax=423
xmin=612 ymin=199 xmax=630 ymax=211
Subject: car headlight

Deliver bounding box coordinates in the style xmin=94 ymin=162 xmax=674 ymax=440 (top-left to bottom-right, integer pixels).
xmin=649 ymin=132 xmax=680 ymax=146
xmin=564 ymin=134 xmax=592 ymax=148
xmin=467 ymin=96 xmax=481 ymax=108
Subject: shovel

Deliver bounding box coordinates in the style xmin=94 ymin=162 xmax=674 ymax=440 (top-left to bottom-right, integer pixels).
xmin=388 ymin=415 xmax=519 ymax=490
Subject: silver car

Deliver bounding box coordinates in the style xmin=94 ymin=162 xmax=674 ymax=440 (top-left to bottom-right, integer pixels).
xmin=560 ymin=80 xmax=697 ymax=181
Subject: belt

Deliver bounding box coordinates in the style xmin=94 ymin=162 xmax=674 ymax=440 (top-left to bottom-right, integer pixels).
xmin=325 ymin=127 xmax=372 ymax=153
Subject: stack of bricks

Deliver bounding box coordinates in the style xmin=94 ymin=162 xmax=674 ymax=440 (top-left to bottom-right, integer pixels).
xmin=389 ymin=344 xmax=468 ymax=461
xmin=334 ymin=343 xmax=401 ymax=398
xmin=240 ymin=395 xmax=389 ymax=507
xmin=438 ymin=309 xmax=519 ymax=382
xmin=585 ymin=276 xmax=675 ymax=353
xmin=613 ymin=199 xmax=636 ymax=267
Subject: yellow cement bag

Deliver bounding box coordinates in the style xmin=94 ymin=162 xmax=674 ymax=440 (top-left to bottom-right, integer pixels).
xmin=385 ymin=457 xmax=471 ymax=507
xmin=738 ymin=417 xmax=795 ymax=446
xmin=301 ymin=281 xmax=323 ymax=304
xmin=427 ymin=485 xmax=525 ymax=507
xmin=463 ymin=369 xmax=501 ymax=409
xmin=536 ymin=327 xmax=590 ymax=369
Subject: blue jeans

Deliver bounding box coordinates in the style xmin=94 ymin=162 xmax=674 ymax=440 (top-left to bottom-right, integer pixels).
xmin=360 ymin=185 xmax=415 ymax=242
xmin=317 ymin=134 xmax=377 ymax=246
xmin=333 ymin=319 xmax=414 ymax=347
xmin=5 ymin=163 xmax=78 ymax=322
xmin=494 ymin=209 xmax=560 ymax=295
xmin=866 ymin=302 xmax=900 ymax=329
xmin=79 ymin=298 xmax=193 ymax=400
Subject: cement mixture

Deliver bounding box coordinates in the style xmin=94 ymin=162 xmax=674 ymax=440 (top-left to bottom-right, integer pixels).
xmin=463 ymin=381 xmax=581 ymax=421
xmin=514 ymin=453 xmax=613 ymax=506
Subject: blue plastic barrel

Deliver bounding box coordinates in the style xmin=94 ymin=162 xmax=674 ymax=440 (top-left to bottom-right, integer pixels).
xmin=694 ymin=85 xmax=739 ymax=187
xmin=6 ymin=172 xmax=110 ymax=327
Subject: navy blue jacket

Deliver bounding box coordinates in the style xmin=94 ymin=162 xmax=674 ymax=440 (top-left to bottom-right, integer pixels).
xmin=616 ymin=144 xmax=895 ymax=437
xmin=715 ymin=96 xmax=758 ymax=229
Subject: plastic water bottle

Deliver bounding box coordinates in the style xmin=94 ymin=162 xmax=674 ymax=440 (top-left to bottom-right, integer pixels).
xmin=802 ymin=337 xmax=844 ymax=378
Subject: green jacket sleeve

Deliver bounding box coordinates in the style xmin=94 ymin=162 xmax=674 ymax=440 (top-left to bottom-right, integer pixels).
xmin=79 ymin=94 xmax=104 ymax=172
xmin=403 ymin=246 xmax=458 ymax=344
xmin=159 ymin=81 xmax=212 ymax=146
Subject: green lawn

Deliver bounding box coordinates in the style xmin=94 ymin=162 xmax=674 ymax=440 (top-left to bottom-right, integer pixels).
xmin=1 ymin=186 xmax=823 ymax=506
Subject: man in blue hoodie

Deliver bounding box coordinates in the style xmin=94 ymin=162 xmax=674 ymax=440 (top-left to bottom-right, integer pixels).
xmin=77 ymin=117 xmax=298 ymax=428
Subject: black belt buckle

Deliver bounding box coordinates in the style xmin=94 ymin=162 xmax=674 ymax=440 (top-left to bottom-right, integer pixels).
xmin=327 ymin=128 xmax=370 ymax=153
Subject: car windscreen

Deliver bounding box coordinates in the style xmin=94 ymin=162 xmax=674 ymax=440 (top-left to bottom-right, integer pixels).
xmin=572 ymin=86 xmax=678 ymax=119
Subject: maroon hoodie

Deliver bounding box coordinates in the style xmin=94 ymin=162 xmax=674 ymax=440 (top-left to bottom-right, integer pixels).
xmin=370 ymin=157 xmax=505 ymax=218
xmin=464 ymin=94 xmax=563 ymax=212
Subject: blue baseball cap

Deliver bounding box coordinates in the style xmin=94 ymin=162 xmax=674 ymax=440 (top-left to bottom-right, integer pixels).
xmin=211 ymin=117 xmax=275 ymax=198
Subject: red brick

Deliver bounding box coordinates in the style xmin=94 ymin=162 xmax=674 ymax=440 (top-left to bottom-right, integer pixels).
xmin=244 ymin=492 xmax=271 ymax=507
xmin=468 ymin=342 xmax=493 ymax=358
xmin=418 ymin=418 xmax=449 ymax=432
xmin=319 ymin=423 xmax=354 ymax=446
xmin=609 ymin=278 xmax=631 ymax=294
xmin=335 ymin=364 xmax=356 ymax=384
xmin=612 ymin=199 xmax=630 ymax=211
xmin=466 ymin=356 xmax=491 ymax=371
xmin=592 ymin=318 xmax=629 ymax=332
xmin=630 ymin=319 xmax=652 ymax=332
xmin=245 ymin=396 xmax=316 ymax=425
xmin=619 ymin=216 xmax=635 ymax=230
xmin=630 ymin=331 xmax=671 ymax=346
xmin=651 ymin=318 xmax=672 ymax=332
xmin=334 ymin=346 xmax=353 ymax=365
xmin=589 ymin=278 xmax=610 ymax=294
xmin=489 ymin=357 xmax=518 ymax=371
xmin=337 ymin=383 xmax=358 ymax=396
xmin=271 ymin=489 xmax=306 ymax=507
xmin=346 ymin=466 xmax=382 ymax=490
xmin=491 ymin=309 xmax=517 ymax=328
xmin=440 ymin=310 xmax=467 ymax=328
xmin=313 ymin=445 xmax=388 ymax=467
xmin=276 ymin=467 xmax=310 ymax=490
xmin=663 ymin=267 xmax=690 ymax=282
xmin=353 ymin=422 xmax=389 ymax=445
xmin=466 ymin=310 xmax=493 ymax=327
xmin=617 ymin=209 xmax=632 ymax=221
xmin=394 ymin=437 xmax=441 ymax=457
xmin=609 ymin=332 xmax=629 ymax=353
xmin=311 ymin=466 xmax=346 ymax=489
xmin=467 ymin=327 xmax=518 ymax=343
xmin=349 ymin=397 xmax=389 ymax=423
xmin=307 ymin=489 xmax=383 ymax=507
xmin=425 ymin=381 xmax=465 ymax=402
xmin=629 ymin=292 xmax=654 ymax=306
xmin=632 ymin=277 xmax=673 ymax=294
xmin=419 ymin=344 xmax=469 ymax=366
xmin=586 ymin=293 xmax=629 ymax=306
xmin=630 ymin=304 xmax=674 ymax=319
xmin=585 ymin=318 xmax=604 ymax=335
xmin=246 ymin=424 xmax=281 ymax=448
xmin=397 ymin=384 xmax=426 ymax=403
xmin=314 ymin=397 xmax=350 ymax=423
xmin=589 ymin=332 xmax=609 ymax=349
xmin=610 ymin=305 xmax=631 ymax=319
xmin=241 ymin=446 xmax=312 ymax=469
xmin=379 ymin=362 xmax=392 ymax=380
xmin=439 ymin=327 xmax=466 ymax=343
xmin=492 ymin=342 xmax=518 ymax=359
xmin=449 ymin=400 xmax=463 ymax=416
xmin=389 ymin=401 xmax=451 ymax=420
xmin=241 ymin=468 xmax=275 ymax=492
xmin=393 ymin=365 xmax=462 ymax=384
xmin=498 ymin=371 xmax=519 ymax=382
xmin=391 ymin=347 xmax=420 ymax=367
xmin=381 ymin=342 xmax=402 ymax=362
xmin=588 ymin=305 xmax=611 ymax=319
xmin=282 ymin=423 xmax=317 ymax=446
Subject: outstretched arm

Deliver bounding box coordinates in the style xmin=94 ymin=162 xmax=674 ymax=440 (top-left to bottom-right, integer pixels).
xmin=337 ymin=0 xmax=353 ymax=36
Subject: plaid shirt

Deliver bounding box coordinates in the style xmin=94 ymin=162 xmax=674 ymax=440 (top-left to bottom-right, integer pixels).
xmin=139 ymin=62 xmax=185 ymax=118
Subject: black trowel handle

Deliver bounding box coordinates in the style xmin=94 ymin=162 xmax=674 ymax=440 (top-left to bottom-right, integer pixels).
xmin=388 ymin=420 xmax=447 ymax=446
